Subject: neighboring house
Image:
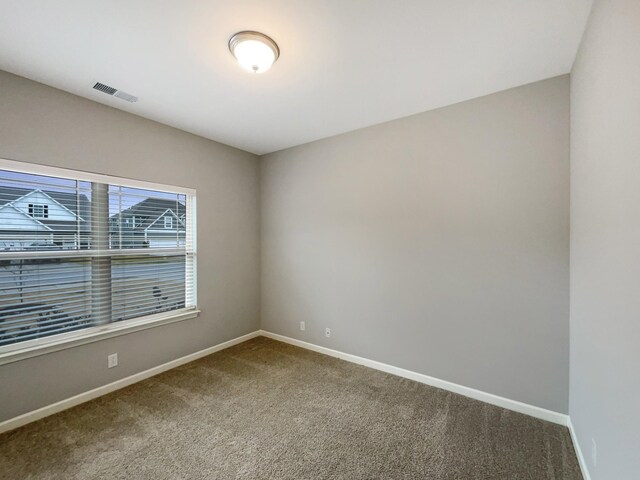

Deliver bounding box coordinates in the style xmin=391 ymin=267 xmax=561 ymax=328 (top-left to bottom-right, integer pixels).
xmin=0 ymin=186 xmax=90 ymax=250
xmin=0 ymin=187 xmax=184 ymax=250
xmin=109 ymin=198 xmax=186 ymax=248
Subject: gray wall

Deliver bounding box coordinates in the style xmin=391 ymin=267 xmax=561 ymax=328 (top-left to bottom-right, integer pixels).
xmin=0 ymin=69 xmax=574 ymax=423
xmin=0 ymin=70 xmax=260 ymax=422
xmin=570 ymin=0 xmax=640 ymax=477
xmin=261 ymin=76 xmax=570 ymax=413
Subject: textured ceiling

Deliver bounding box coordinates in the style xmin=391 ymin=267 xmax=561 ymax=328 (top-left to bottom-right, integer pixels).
xmin=0 ymin=0 xmax=593 ymax=154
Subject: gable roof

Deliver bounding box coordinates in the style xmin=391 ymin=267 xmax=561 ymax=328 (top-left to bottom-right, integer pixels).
xmin=0 ymin=185 xmax=90 ymax=229
xmin=145 ymin=208 xmax=186 ymax=231
xmin=111 ymin=198 xmax=186 ymax=231
xmin=0 ymin=203 xmax=53 ymax=230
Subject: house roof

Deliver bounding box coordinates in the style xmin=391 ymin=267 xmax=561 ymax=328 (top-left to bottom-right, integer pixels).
xmin=0 ymin=186 xmax=185 ymax=234
xmin=112 ymin=197 xmax=185 ymax=231
xmin=0 ymin=185 xmax=90 ymax=230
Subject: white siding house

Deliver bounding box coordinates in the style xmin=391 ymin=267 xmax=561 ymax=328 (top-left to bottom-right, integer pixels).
xmin=0 ymin=188 xmax=88 ymax=250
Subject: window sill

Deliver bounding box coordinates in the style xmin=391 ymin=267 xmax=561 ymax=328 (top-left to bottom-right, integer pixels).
xmin=0 ymin=309 xmax=201 ymax=366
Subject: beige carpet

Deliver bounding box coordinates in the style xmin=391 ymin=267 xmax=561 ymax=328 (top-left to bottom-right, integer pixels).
xmin=0 ymin=337 xmax=582 ymax=480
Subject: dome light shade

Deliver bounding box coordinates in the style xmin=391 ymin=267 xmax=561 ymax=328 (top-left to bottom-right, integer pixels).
xmin=229 ymin=31 xmax=279 ymax=74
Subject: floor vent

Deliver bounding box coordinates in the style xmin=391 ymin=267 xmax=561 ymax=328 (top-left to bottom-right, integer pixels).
xmin=93 ymin=82 xmax=138 ymax=102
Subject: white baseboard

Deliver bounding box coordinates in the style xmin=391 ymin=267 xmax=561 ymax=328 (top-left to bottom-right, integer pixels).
xmin=0 ymin=330 xmax=261 ymax=435
xmin=260 ymin=330 xmax=569 ymax=426
xmin=567 ymin=417 xmax=592 ymax=480
xmin=1 ymin=329 xmax=571 ymax=437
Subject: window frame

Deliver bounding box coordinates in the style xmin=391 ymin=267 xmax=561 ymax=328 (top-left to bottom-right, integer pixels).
xmin=0 ymin=158 xmax=199 ymax=366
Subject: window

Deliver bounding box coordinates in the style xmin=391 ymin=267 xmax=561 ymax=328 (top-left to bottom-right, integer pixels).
xmin=164 ymin=216 xmax=173 ymax=229
xmin=0 ymin=159 xmax=197 ymax=352
xmin=28 ymin=203 xmax=48 ymax=218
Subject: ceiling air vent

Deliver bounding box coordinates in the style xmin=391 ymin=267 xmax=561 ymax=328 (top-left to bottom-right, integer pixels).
xmin=92 ymin=82 xmax=138 ymax=103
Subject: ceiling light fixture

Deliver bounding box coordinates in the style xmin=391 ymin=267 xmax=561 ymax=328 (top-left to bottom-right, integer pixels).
xmin=228 ymin=31 xmax=279 ymax=74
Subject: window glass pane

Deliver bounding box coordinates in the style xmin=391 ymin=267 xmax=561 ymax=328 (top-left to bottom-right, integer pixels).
xmin=0 ymin=169 xmax=91 ymax=252
xmin=111 ymin=255 xmax=186 ymax=321
xmin=0 ymin=257 xmax=92 ymax=346
xmin=109 ymin=186 xmax=186 ymax=249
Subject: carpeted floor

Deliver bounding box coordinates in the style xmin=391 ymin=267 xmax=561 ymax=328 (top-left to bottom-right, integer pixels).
xmin=0 ymin=337 xmax=582 ymax=480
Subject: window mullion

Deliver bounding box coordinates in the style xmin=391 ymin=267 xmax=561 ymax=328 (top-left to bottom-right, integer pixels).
xmin=90 ymin=182 xmax=112 ymax=325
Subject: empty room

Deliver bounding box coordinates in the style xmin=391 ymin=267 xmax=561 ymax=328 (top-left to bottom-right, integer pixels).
xmin=0 ymin=1 xmax=637 ymax=479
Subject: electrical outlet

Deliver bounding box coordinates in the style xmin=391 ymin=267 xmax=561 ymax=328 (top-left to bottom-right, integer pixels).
xmin=108 ymin=353 xmax=118 ymax=368
xmin=591 ymin=438 xmax=597 ymax=467
xmin=325 ymin=328 xmax=331 ymax=338
xmin=300 ymin=321 xmax=306 ymax=331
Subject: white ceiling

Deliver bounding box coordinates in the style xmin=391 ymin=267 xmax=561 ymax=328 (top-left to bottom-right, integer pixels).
xmin=0 ymin=0 xmax=592 ymax=155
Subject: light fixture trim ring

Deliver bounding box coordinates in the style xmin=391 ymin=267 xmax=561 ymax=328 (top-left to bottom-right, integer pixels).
xmin=228 ymin=31 xmax=280 ymax=61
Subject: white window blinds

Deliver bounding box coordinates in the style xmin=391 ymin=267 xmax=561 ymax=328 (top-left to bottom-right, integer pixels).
xmin=0 ymin=161 xmax=196 ymax=350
